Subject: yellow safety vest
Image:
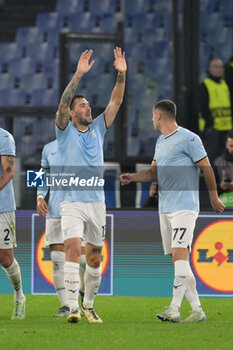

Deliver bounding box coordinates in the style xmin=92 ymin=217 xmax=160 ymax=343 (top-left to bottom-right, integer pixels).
xmin=199 ymin=78 xmax=232 ymax=131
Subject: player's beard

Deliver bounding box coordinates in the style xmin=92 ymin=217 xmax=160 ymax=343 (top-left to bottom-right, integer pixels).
xmin=75 ymin=112 xmax=93 ymax=126
xmin=80 ymin=116 xmax=92 ymax=126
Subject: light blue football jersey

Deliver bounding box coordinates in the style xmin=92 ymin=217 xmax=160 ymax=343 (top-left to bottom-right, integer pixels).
xmin=37 ymin=140 xmax=64 ymax=218
xmin=153 ymin=127 xmax=207 ymax=213
xmin=0 ymin=128 xmax=16 ymax=212
xmin=55 ymin=114 xmax=107 ymax=202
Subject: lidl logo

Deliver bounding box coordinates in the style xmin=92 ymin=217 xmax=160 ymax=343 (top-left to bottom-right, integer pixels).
xmin=192 ymin=220 xmax=233 ymax=292
xmin=36 ymin=232 xmax=110 ymax=286
xmin=27 ymin=169 xmax=45 ymax=187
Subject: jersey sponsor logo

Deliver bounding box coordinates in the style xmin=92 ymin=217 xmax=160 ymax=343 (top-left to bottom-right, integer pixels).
xmin=36 ymin=232 xmax=110 ymax=286
xmin=192 ymin=220 xmax=233 ymax=292
xmin=27 ymin=169 xmax=45 ymax=187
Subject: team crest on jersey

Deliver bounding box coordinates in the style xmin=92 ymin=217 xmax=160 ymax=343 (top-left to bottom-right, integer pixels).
xmin=192 ymin=220 xmax=233 ymax=292
xmin=89 ymin=129 xmax=96 ymax=137
xmin=169 ymin=142 xmax=176 ymax=149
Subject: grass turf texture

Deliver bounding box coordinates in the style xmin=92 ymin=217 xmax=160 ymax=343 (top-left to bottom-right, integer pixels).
xmin=0 ymin=295 xmax=232 ymax=350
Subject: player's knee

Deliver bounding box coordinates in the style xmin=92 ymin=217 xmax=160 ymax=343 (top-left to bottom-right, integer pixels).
xmin=86 ymin=251 xmax=101 ymax=267
xmin=93 ymin=259 xmax=101 ymax=268
xmin=66 ymin=246 xmax=81 ymax=261
xmin=87 ymin=257 xmax=101 ymax=268
xmin=172 ymin=247 xmax=189 ymax=263
xmin=87 ymin=246 xmax=102 ymax=267
xmin=0 ymin=253 xmax=14 ymax=268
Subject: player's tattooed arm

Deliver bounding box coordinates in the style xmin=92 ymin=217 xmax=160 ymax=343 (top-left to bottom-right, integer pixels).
xmin=56 ymin=75 xmax=82 ymax=129
xmin=56 ymin=49 xmax=95 ymax=130
xmin=0 ymin=155 xmax=15 ymax=190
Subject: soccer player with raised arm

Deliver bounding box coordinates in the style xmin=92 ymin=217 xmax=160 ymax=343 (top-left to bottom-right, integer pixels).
xmin=120 ymin=100 xmax=225 ymax=323
xmin=0 ymin=128 xmax=26 ymax=320
xmin=37 ymin=140 xmax=86 ymax=316
xmin=56 ymin=47 xmax=127 ymax=323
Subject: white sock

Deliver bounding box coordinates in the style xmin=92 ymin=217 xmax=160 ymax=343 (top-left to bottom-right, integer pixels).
xmin=83 ymin=264 xmax=101 ymax=309
xmin=64 ymin=261 xmax=80 ymax=311
xmin=79 ymin=254 xmax=86 ymax=294
xmin=170 ymin=260 xmax=190 ymax=312
xmin=185 ymin=265 xmax=203 ymax=312
xmin=3 ymin=258 xmax=24 ymax=302
xmin=51 ymin=251 xmax=68 ymax=308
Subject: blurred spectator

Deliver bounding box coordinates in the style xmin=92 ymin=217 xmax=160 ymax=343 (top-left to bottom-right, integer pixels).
xmin=225 ymin=55 xmax=233 ymax=106
xmin=0 ymin=0 xmax=5 ymax=9
xmin=214 ymin=130 xmax=233 ymax=208
xmin=198 ymin=58 xmax=233 ymax=164
xmin=143 ymin=182 xmax=158 ymax=208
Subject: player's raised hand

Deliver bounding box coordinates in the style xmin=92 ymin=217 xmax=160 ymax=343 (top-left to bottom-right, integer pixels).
xmin=120 ymin=173 xmax=132 ymax=186
xmin=113 ymin=47 xmax=127 ymax=73
xmin=37 ymin=198 xmax=48 ymax=217
xmin=76 ymin=49 xmax=95 ymax=76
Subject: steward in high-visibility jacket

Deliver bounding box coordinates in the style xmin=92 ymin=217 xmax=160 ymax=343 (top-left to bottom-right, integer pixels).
xmin=225 ymin=56 xmax=233 ymax=106
xmin=199 ymin=76 xmax=232 ymax=132
xmin=198 ymin=58 xmax=233 ymax=164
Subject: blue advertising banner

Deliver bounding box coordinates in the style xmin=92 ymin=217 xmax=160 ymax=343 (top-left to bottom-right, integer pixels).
xmin=31 ymin=213 xmax=114 ymax=295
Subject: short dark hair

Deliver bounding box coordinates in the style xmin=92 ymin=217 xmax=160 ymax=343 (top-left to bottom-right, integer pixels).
xmin=226 ymin=130 xmax=233 ymax=140
xmin=153 ymin=99 xmax=177 ymax=119
xmin=70 ymin=94 xmax=86 ymax=111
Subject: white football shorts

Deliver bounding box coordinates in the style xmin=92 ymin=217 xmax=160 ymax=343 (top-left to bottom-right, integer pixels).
xmin=159 ymin=210 xmax=199 ymax=255
xmin=0 ymin=211 xmax=16 ymax=249
xmin=60 ymin=201 xmax=106 ymax=247
xmin=45 ymin=218 xmax=63 ymax=247
xmin=45 ymin=217 xmax=86 ymax=247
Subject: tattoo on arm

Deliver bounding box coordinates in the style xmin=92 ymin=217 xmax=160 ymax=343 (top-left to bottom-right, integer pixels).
xmin=117 ymin=73 xmax=125 ymax=83
xmin=6 ymin=156 xmax=14 ymax=167
xmin=93 ymin=247 xmax=102 ymax=254
xmin=57 ymin=75 xmax=82 ymax=126
xmin=5 ymin=156 xmax=15 ymax=174
xmin=6 ymin=167 xmax=12 ymax=173
xmin=0 ymin=156 xmax=15 ymax=179
xmin=61 ymin=77 xmax=79 ymax=105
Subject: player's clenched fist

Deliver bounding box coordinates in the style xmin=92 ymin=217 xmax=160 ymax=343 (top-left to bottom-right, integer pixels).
xmin=120 ymin=173 xmax=132 ymax=185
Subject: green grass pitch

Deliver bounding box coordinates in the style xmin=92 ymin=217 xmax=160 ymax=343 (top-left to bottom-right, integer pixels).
xmin=0 ymin=295 xmax=232 ymax=350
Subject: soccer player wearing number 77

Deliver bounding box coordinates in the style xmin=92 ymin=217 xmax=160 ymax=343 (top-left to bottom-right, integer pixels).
xmin=120 ymin=100 xmax=225 ymax=323
xmin=56 ymin=47 xmax=127 ymax=323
